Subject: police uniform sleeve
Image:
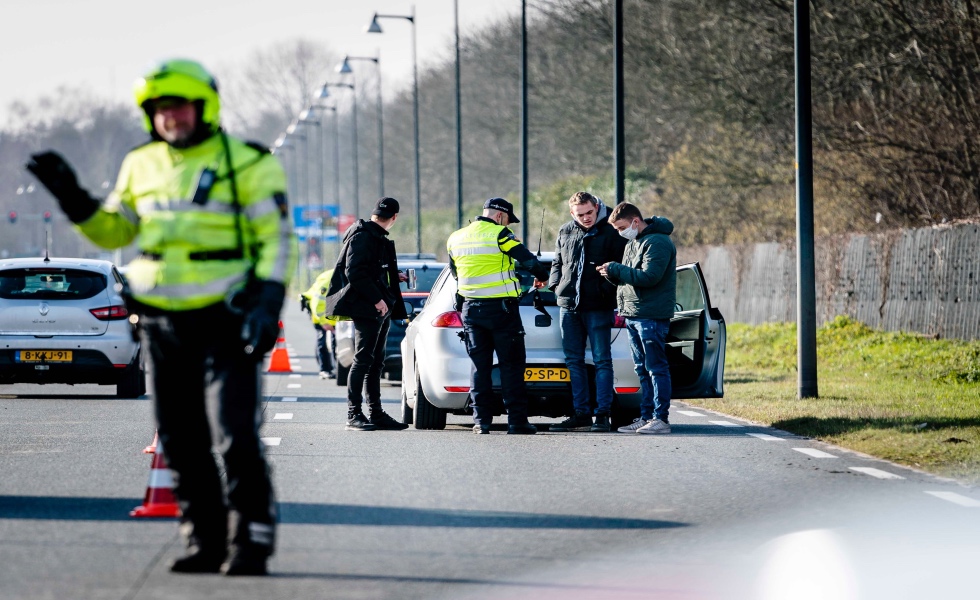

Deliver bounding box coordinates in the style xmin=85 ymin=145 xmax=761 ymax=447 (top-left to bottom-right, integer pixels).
xmin=499 ymin=228 xmax=549 ymax=281
xmin=75 ymin=152 xmax=141 ymax=249
xmin=240 ymin=151 xmax=297 ymax=286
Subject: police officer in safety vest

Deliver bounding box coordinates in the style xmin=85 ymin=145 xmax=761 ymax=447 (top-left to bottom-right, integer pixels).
xmin=446 ymin=198 xmax=550 ymax=435
xmin=26 ymin=59 xmax=297 ymax=576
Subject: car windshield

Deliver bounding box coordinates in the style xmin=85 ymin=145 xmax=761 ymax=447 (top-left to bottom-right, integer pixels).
xmin=0 ymin=268 xmax=107 ymax=300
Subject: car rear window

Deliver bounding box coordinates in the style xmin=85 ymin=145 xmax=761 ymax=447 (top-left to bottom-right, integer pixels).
xmin=0 ymin=268 xmax=107 ymax=300
xmin=517 ymin=265 xmax=557 ymax=307
xmin=399 ymin=264 xmax=444 ymax=293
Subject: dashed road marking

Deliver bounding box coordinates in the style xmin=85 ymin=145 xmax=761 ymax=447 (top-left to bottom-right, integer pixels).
xmin=261 ymin=437 xmax=281 ymax=446
xmin=747 ymin=433 xmax=785 ymax=441
xmin=677 ymin=410 xmax=706 ymax=417
xmin=287 ymin=384 xmax=302 ymax=389
xmin=793 ymin=447 xmax=838 ymax=458
xmin=273 ymin=413 xmax=293 ymax=420
xmin=849 ymin=466 xmax=904 ymax=479
xmin=710 ymin=420 xmax=744 ymax=427
xmin=281 ymin=397 xmax=298 ymax=402
xmin=289 ymin=374 xmax=302 ymax=379
xmin=925 ymin=491 xmax=980 ymax=507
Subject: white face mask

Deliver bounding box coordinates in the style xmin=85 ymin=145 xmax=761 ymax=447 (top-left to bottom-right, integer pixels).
xmin=618 ymin=220 xmax=639 ymax=240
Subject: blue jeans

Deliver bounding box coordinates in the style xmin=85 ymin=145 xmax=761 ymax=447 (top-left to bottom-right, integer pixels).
xmin=625 ymin=318 xmax=671 ymax=422
xmin=559 ymin=308 xmax=614 ymax=415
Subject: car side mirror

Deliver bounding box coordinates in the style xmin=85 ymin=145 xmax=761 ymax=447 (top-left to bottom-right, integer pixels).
xmin=406 ymin=268 xmax=418 ymax=290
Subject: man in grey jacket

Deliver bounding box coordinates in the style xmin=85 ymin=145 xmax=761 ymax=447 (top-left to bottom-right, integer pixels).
xmin=598 ymin=202 xmax=676 ymax=435
xmin=548 ymin=192 xmax=627 ymax=432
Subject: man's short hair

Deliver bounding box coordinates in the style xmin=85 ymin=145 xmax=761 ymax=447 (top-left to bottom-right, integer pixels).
xmin=567 ymin=191 xmax=597 ymax=207
xmin=609 ymin=202 xmax=643 ymax=223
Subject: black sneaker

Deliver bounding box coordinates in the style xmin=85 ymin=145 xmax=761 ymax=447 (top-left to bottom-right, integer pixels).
xmin=221 ymin=544 xmax=269 ymax=577
xmin=507 ymin=423 xmax=537 ymax=435
xmin=369 ymin=409 xmax=409 ymax=430
xmin=591 ymin=414 xmax=611 ymax=432
xmin=345 ymin=411 xmax=377 ymax=431
xmin=169 ymin=546 xmax=227 ymax=574
xmin=550 ymin=412 xmax=593 ymax=432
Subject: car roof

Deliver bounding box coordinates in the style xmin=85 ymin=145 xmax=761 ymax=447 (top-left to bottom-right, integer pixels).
xmin=398 ymin=260 xmax=448 ymax=269
xmin=0 ymin=257 xmax=117 ymax=274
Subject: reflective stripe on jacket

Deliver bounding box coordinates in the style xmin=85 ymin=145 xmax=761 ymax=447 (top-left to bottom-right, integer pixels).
xmin=446 ymin=220 xmax=522 ymax=299
xmin=303 ymin=269 xmax=336 ymax=326
xmin=77 ymin=133 xmax=297 ymax=311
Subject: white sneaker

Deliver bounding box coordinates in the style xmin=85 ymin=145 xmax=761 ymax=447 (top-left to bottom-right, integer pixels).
xmin=637 ymin=419 xmax=671 ymax=435
xmin=319 ymin=371 xmax=329 ymax=379
xmin=617 ymin=418 xmax=649 ymax=433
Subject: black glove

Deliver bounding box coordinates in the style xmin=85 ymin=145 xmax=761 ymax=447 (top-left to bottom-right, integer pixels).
xmin=241 ymin=280 xmax=286 ymax=357
xmin=299 ymin=294 xmax=310 ymax=314
xmin=25 ymin=151 xmax=101 ymax=223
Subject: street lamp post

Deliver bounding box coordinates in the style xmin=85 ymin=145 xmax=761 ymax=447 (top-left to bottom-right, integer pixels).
xmin=285 ymin=121 xmax=308 ymax=208
xmin=367 ymin=6 xmax=422 ymax=253
xmin=520 ymin=0 xmax=529 ymax=243
xmin=454 ymin=0 xmax=464 ymax=229
xmin=300 ymin=107 xmax=324 ymax=263
xmin=337 ymin=53 xmax=385 ymax=198
xmin=317 ymin=82 xmax=360 ymax=218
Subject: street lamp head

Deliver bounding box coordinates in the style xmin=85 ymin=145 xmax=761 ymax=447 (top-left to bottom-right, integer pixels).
xmin=286 ymin=122 xmax=298 ymax=134
xmin=337 ymin=56 xmax=353 ymax=74
xmin=315 ymin=84 xmax=330 ymax=100
xmin=366 ymin=14 xmax=383 ymax=34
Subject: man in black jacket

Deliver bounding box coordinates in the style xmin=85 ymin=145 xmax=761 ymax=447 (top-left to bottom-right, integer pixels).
xmin=547 ymin=192 xmax=627 ymax=432
xmin=322 ymin=197 xmax=409 ymax=431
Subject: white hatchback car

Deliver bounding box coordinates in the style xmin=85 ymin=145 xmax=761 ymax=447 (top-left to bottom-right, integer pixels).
xmin=400 ymin=254 xmax=726 ymax=429
xmin=0 ymin=257 xmax=145 ymax=398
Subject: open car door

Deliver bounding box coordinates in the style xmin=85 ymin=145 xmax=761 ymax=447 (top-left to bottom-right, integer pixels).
xmin=667 ymin=262 xmax=726 ymax=398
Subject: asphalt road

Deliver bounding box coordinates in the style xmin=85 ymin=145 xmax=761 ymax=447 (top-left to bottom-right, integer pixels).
xmin=0 ymin=305 xmax=977 ymax=600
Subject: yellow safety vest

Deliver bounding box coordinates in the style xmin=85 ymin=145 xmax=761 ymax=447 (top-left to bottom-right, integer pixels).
xmin=76 ymin=133 xmax=297 ymax=311
xmin=302 ymin=269 xmax=336 ymax=326
xmin=446 ymin=220 xmax=522 ymax=299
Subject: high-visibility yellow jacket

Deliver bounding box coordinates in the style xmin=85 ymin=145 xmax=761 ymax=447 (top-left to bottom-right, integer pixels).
xmin=75 ymin=132 xmax=297 ymax=311
xmin=302 ymin=269 xmax=336 ymax=327
xmin=446 ymin=218 xmax=525 ymax=299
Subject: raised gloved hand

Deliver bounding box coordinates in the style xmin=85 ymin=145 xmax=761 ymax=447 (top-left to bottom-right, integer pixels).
xmin=242 ymin=280 xmax=286 ymax=357
xmin=299 ymin=294 xmax=310 ymax=314
xmin=25 ymin=151 xmax=101 ymax=223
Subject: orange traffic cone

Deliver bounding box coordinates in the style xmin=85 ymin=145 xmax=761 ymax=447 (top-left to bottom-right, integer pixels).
xmin=130 ymin=432 xmax=181 ymax=518
xmin=267 ymin=320 xmax=292 ymax=373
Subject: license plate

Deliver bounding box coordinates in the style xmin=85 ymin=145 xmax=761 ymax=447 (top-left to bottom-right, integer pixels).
xmin=524 ymin=367 xmax=569 ymax=382
xmin=18 ymin=350 xmax=73 ymax=363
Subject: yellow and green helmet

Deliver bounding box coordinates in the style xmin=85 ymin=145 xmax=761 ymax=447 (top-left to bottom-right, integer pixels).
xmin=133 ymin=59 xmax=221 ymax=132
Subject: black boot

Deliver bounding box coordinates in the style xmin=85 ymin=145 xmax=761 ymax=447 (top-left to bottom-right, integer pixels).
xmin=368 ymin=401 xmax=409 ymax=430
xmin=591 ymin=413 xmax=611 ymax=432
xmin=550 ymin=412 xmax=593 ymax=432
xmin=346 ymin=407 xmax=377 ymax=431
xmin=170 ymin=539 xmax=227 ymax=574
xmin=222 ymin=543 xmax=270 ymax=576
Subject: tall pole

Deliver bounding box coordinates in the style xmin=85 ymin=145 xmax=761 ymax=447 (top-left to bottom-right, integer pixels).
xmin=454 ymin=0 xmax=464 ymax=229
xmin=613 ymin=0 xmax=625 ymax=205
xmin=350 ymin=84 xmax=361 ymax=218
xmin=411 ymin=4 xmax=421 ymax=253
xmin=520 ymin=0 xmax=529 ymax=243
xmin=330 ymin=106 xmax=342 ymax=254
xmin=375 ymin=52 xmax=385 ymax=198
xmin=795 ymin=0 xmax=818 ymax=399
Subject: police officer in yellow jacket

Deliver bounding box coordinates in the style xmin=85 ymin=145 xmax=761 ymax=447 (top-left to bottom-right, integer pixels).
xmin=26 ymin=59 xmax=296 ymax=576
xmin=301 ymin=269 xmax=337 ymax=379
xmin=447 ymin=198 xmax=549 ymax=434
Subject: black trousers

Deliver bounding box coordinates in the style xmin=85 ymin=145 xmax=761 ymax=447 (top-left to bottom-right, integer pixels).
xmin=140 ymin=303 xmax=275 ymax=552
xmin=347 ymin=316 xmax=390 ymax=411
xmin=314 ymin=323 xmax=334 ymax=374
xmin=461 ymin=298 xmax=530 ymax=426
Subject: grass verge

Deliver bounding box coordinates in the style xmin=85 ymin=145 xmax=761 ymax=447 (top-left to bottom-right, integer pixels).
xmin=687 ymin=316 xmax=980 ymax=485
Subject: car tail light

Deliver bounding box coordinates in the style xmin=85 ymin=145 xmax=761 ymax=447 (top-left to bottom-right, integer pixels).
xmin=444 ymin=386 xmax=470 ymax=393
xmin=613 ymin=313 xmax=627 ymax=328
xmin=90 ymin=305 xmax=129 ymax=321
xmin=432 ymin=311 xmax=463 ymax=328
xmin=615 ymin=387 xmax=641 ymax=394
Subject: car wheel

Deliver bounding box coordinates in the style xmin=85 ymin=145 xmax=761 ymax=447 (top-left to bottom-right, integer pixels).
xmin=400 ymin=385 xmax=414 ymax=426
xmin=117 ymin=354 xmax=145 ymax=399
xmin=336 ymin=363 xmax=350 ymax=387
xmin=413 ymin=371 xmax=446 ymax=430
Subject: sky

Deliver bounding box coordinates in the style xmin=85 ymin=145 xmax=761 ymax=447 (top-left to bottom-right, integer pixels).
xmin=1 ymin=0 xmax=515 ymax=126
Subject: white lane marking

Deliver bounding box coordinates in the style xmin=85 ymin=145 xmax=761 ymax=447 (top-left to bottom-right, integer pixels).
xmin=747 ymin=433 xmax=785 ymax=441
xmin=925 ymin=491 xmax=980 ymax=507
xmin=849 ymin=466 xmax=905 ymax=479
xmin=261 ymin=437 xmax=281 ymax=446
xmin=677 ymin=410 xmax=706 ymax=417
xmin=287 ymin=384 xmax=302 ymax=389
xmin=793 ymin=447 xmax=838 ymax=458
xmin=281 ymin=397 xmax=298 ymax=402
xmin=289 ymin=374 xmax=302 ymax=378
xmin=710 ymin=420 xmax=744 ymax=427
xmin=273 ymin=413 xmax=293 ymax=420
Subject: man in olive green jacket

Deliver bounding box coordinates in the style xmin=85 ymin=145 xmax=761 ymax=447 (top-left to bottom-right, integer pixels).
xmin=598 ymin=202 xmax=676 ymax=435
